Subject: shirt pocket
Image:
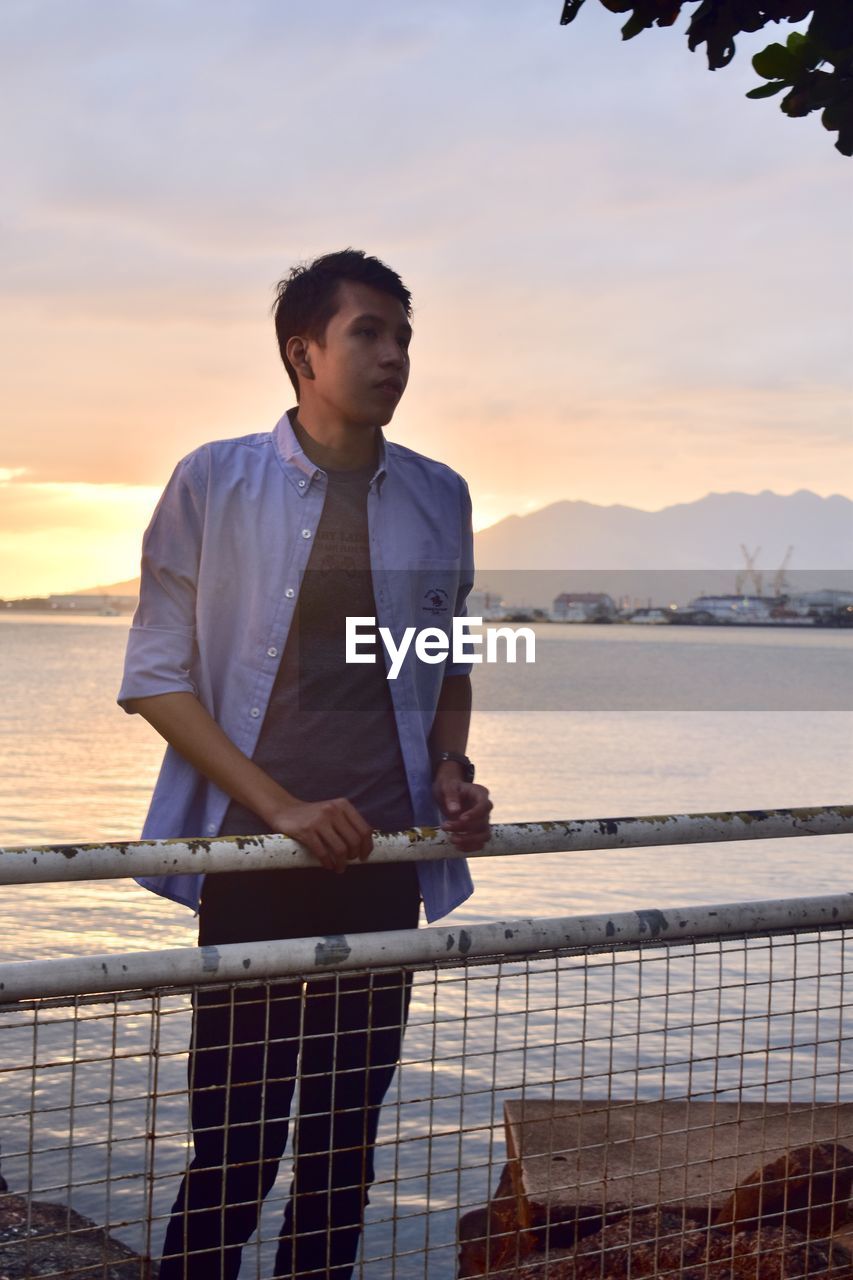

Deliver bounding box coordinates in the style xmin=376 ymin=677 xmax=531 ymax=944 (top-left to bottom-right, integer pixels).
xmin=408 ymin=559 xmax=462 ymax=634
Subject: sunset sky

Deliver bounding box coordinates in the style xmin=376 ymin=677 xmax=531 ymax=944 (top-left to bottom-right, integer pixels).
xmin=1 ymin=0 xmax=850 ymax=597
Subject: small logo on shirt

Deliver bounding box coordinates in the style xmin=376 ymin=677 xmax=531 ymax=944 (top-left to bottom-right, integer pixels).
xmin=423 ymin=587 xmax=450 ymax=616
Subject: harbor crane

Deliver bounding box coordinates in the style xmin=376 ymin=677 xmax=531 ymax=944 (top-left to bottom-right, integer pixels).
xmin=734 ymin=545 xmax=795 ymax=598
xmin=736 ymin=545 xmax=763 ymax=597
xmin=772 ymin=546 xmax=794 ymax=597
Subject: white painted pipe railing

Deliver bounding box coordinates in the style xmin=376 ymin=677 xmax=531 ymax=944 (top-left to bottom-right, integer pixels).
xmin=1 ymin=891 xmax=852 ymax=1003
xmin=0 ymin=805 xmax=851 ymax=885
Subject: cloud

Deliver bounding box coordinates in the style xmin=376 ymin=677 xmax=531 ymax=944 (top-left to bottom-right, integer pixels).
xmin=0 ymin=0 xmax=849 ymax=521
xmin=403 ymin=382 xmax=853 ymax=519
xmin=0 ymin=475 xmax=157 ymax=533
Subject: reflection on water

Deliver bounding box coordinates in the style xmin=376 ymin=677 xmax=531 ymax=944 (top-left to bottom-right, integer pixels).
xmin=3 ymin=937 xmax=850 ymax=1276
xmin=1 ymin=615 xmax=851 ymax=954
xmin=0 ymin=616 xmax=852 ymax=1274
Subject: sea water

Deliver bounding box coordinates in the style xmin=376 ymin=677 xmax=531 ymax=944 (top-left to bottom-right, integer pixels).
xmin=0 ymin=614 xmax=851 ymax=1275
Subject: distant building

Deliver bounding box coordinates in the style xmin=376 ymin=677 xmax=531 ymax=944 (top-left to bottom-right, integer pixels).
xmin=787 ymin=589 xmax=853 ymax=616
xmin=627 ymin=607 xmax=672 ymax=625
xmin=685 ymin=594 xmax=773 ymax=623
xmin=467 ymin=589 xmax=506 ymax=621
xmin=551 ymin=592 xmax=617 ymax=622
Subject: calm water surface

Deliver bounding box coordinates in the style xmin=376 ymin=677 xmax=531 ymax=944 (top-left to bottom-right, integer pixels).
xmin=0 ymin=615 xmax=851 ymax=1276
xmin=0 ymin=614 xmax=850 ymax=955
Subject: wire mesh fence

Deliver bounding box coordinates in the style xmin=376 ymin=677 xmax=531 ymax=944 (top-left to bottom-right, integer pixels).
xmin=2 ymin=914 xmax=853 ymax=1278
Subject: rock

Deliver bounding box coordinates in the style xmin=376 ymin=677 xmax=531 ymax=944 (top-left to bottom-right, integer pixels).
xmin=496 ymin=1207 xmax=853 ymax=1279
xmin=545 ymin=1208 xmax=714 ymax=1279
xmin=458 ymin=1162 xmax=537 ymax=1278
xmin=0 ymin=1191 xmax=149 ymax=1279
xmin=689 ymin=1223 xmax=853 ymax=1278
xmin=716 ymin=1142 xmax=853 ymax=1238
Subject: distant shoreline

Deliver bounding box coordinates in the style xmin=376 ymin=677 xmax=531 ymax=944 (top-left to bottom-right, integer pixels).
xmin=1 ymin=609 xmax=850 ymax=631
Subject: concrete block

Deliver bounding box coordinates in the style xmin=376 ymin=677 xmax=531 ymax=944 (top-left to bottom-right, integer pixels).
xmin=504 ymin=1098 xmax=853 ymax=1241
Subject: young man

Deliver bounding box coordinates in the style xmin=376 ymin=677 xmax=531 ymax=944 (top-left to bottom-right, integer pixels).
xmin=118 ymin=249 xmax=491 ymax=1279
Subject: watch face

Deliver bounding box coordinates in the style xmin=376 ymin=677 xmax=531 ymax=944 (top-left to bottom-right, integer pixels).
xmin=437 ymin=752 xmax=474 ymax=783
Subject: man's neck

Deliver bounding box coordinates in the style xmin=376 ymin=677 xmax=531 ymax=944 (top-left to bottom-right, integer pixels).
xmin=291 ymin=408 xmax=378 ymax=472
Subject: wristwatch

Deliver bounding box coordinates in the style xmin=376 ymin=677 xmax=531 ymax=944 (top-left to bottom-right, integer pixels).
xmin=433 ymin=751 xmax=475 ymax=783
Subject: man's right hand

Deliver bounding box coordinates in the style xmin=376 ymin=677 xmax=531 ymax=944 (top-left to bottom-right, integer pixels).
xmin=269 ymin=796 xmax=374 ymax=874
xmin=125 ymin=692 xmax=373 ymax=874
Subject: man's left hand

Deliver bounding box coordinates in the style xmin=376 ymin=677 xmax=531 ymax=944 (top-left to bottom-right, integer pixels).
xmin=433 ymin=772 xmax=492 ymax=852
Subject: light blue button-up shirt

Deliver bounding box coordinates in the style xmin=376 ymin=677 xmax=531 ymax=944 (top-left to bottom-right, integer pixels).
xmin=118 ymin=411 xmax=475 ymax=922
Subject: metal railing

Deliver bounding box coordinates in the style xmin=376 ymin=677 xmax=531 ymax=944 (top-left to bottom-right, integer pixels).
xmin=0 ymin=808 xmax=852 ymax=1278
xmin=2 ymin=804 xmax=851 ymax=886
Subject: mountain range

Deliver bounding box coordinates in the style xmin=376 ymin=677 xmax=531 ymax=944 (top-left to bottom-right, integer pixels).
xmin=475 ymin=490 xmax=852 ymax=571
xmin=470 ymin=489 xmax=853 ymax=605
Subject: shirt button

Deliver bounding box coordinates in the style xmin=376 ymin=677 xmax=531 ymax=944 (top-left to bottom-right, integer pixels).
xmin=285 ymin=588 xmax=295 ymax=599
xmin=250 ymin=707 xmax=260 ymax=718
xmin=298 ymin=479 xmax=306 ymax=488
xmin=301 ymin=528 xmax=311 ymax=539
xmin=267 ymin=646 xmax=278 ymax=658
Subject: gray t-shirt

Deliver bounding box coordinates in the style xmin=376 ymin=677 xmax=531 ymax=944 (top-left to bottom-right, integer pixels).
xmin=220 ymin=460 xmax=414 ymax=837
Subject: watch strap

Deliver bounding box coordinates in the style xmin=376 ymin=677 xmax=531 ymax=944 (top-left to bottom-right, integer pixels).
xmin=433 ymin=750 xmax=475 ymax=783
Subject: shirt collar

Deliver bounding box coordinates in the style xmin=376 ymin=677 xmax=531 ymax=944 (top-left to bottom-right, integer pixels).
xmin=273 ymin=409 xmax=388 ymax=489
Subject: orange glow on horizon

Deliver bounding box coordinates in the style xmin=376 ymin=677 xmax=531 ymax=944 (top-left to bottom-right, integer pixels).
xmin=0 ymin=479 xmax=162 ymax=598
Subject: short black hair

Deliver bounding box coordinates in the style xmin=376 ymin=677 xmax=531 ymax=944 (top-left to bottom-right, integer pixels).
xmin=273 ymin=249 xmax=413 ymax=395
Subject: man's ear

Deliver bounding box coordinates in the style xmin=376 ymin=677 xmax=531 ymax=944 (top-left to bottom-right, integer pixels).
xmin=286 ymin=336 xmax=314 ymax=380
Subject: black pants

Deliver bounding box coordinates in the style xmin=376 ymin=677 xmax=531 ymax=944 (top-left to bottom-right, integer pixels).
xmin=159 ymin=863 xmax=420 ymax=1280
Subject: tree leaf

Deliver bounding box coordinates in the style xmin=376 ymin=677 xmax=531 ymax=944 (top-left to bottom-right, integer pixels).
xmin=621 ymin=10 xmax=652 ymax=39
xmin=808 ymin=68 xmax=839 ymax=108
xmin=809 ymin=3 xmax=853 ymax=53
xmin=746 ymin=80 xmax=788 ymax=98
xmin=784 ymin=30 xmax=824 ymax=69
xmin=781 ymin=86 xmax=815 ymax=117
xmin=752 ymin=42 xmax=798 ymax=79
xmin=558 ymin=0 xmax=589 ymax=24
xmin=835 ymin=130 xmax=853 ymax=157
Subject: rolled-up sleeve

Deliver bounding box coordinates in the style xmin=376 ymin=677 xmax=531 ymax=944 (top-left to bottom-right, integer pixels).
xmin=444 ymin=476 xmax=476 ymax=678
xmin=118 ymin=453 xmax=205 ymax=711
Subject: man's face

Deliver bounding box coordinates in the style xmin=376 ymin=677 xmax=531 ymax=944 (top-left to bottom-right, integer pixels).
xmin=302 ymin=280 xmax=412 ymax=429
